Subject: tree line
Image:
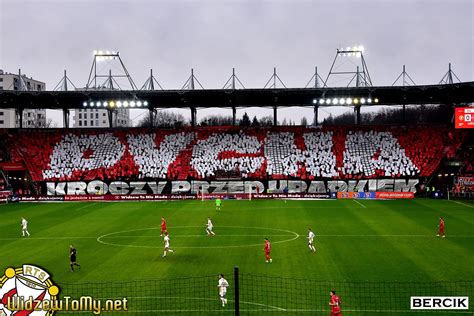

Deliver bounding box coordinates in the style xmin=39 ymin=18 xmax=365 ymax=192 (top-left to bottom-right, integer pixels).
xmin=137 ymin=105 xmax=453 ymax=127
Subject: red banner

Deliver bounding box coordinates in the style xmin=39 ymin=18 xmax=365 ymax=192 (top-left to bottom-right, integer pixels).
xmin=0 ymin=190 xmax=11 ymax=201
xmin=455 ymin=107 xmax=474 ymax=129
xmin=0 ymin=162 xmax=26 ymax=171
xmin=375 ymin=192 xmax=414 ymax=199
xmin=457 ymin=176 xmax=474 ymax=186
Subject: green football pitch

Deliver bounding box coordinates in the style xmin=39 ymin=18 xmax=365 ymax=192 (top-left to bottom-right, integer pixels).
xmin=0 ymin=198 xmax=473 ymax=315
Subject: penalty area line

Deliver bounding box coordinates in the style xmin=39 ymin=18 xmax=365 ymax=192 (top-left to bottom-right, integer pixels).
xmin=451 ymin=200 xmax=474 ymax=208
xmin=353 ymin=199 xmax=367 ymax=208
xmin=75 ymin=202 xmax=98 ymax=211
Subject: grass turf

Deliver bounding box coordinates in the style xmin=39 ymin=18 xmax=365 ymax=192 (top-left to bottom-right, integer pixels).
xmin=0 ymin=198 xmax=473 ymax=315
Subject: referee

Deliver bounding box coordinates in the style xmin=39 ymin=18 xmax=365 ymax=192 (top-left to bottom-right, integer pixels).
xmin=69 ymin=245 xmax=81 ymax=272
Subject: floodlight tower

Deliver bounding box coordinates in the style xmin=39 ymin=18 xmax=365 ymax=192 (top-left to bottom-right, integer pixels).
xmin=85 ymin=50 xmax=137 ymax=128
xmin=324 ymin=46 xmax=372 ymax=87
xmin=324 ymin=46 xmax=372 ymax=125
xmin=86 ymin=50 xmax=137 ymax=90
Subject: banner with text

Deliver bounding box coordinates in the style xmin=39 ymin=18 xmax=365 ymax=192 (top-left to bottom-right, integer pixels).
xmin=44 ymin=179 xmax=419 ymax=196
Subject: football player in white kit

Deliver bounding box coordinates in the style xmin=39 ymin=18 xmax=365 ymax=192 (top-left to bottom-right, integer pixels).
xmin=307 ymin=228 xmax=316 ymax=253
xmin=206 ymin=218 xmax=216 ymax=236
xmin=21 ymin=217 xmax=30 ymax=237
xmin=162 ymin=232 xmax=174 ymax=257
xmin=218 ymin=274 xmax=229 ymax=307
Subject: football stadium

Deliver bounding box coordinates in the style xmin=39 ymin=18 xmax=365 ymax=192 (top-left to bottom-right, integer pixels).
xmin=1 ymin=1 xmax=473 ymax=315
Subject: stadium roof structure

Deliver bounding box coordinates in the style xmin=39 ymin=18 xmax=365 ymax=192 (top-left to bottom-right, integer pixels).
xmin=1 ymin=82 xmax=473 ymax=109
xmin=0 ymin=81 xmax=473 ymax=127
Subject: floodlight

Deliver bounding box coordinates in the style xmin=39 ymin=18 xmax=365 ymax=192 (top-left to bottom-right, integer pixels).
xmin=137 ymin=101 xmax=142 ymax=107
xmin=319 ymin=99 xmax=324 ymax=105
xmin=358 ymin=45 xmax=364 ymax=52
xmin=83 ymin=102 xmax=87 ymax=107
xmin=123 ymin=101 xmax=129 ymax=107
xmin=109 ymin=101 xmax=115 ymax=107
xmin=346 ymin=46 xmax=351 ymax=51
xmin=130 ymin=101 xmax=136 ymax=107
xmin=367 ymin=98 xmax=372 ymax=104
xmin=325 ymin=99 xmax=331 ymax=105
xmin=313 ymin=99 xmax=317 ymax=104
xmin=360 ymin=98 xmax=366 ymax=104
xmin=332 ymin=98 xmax=339 ymax=105
xmin=144 ymin=101 xmax=149 ymax=106
xmin=374 ymin=98 xmax=379 ymax=103
xmin=93 ymin=50 xmax=98 ymax=55
xmin=339 ymin=98 xmax=345 ymax=105
xmin=353 ymin=99 xmax=359 ymax=104
xmin=346 ymin=98 xmax=352 ymax=105
xmin=116 ymin=101 xmax=122 ymax=107
xmin=103 ymin=101 xmax=108 ymax=107
xmin=89 ymin=101 xmax=94 ymax=106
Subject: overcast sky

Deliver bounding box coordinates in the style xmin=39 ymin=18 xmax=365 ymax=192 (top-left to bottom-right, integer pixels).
xmin=1 ymin=0 xmax=473 ymax=126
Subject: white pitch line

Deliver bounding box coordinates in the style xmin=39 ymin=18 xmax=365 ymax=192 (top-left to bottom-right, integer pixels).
xmin=0 ymin=236 xmax=98 ymax=240
xmin=100 ymin=295 xmax=286 ymax=311
xmin=102 ymin=234 xmax=295 ymax=238
xmin=75 ymin=202 xmax=97 ymax=211
xmin=96 ymin=226 xmax=300 ymax=249
xmin=451 ymin=200 xmax=474 ymax=208
xmin=316 ymin=234 xmax=474 ymax=238
xmin=353 ymin=199 xmax=367 ymax=208
xmin=1 ymin=234 xmax=473 ymax=242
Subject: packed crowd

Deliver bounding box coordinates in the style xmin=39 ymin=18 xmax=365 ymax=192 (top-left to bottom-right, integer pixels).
xmin=3 ymin=126 xmax=463 ymax=181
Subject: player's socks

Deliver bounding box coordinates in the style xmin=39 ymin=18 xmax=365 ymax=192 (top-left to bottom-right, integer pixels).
xmin=163 ymin=251 xmax=166 ymax=257
xmin=270 ymin=259 xmax=272 ymax=263
xmin=169 ymin=249 xmax=174 ymax=253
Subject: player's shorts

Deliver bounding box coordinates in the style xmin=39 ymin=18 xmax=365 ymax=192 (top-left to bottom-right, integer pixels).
xmin=331 ymin=312 xmax=341 ymax=316
xmin=220 ymin=290 xmax=226 ymax=297
xmin=70 ymin=256 xmax=77 ymax=263
xmin=308 ymin=240 xmax=313 ymax=245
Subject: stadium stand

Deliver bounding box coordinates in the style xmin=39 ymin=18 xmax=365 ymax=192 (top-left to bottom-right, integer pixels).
xmin=2 ymin=126 xmax=465 ymax=182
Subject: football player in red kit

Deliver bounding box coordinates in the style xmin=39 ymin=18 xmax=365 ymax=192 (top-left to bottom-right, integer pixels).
xmin=264 ymin=238 xmax=272 ymax=263
xmin=329 ymin=290 xmax=341 ymax=316
xmin=161 ymin=217 xmax=167 ymax=236
xmin=437 ymin=217 xmax=445 ymax=238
